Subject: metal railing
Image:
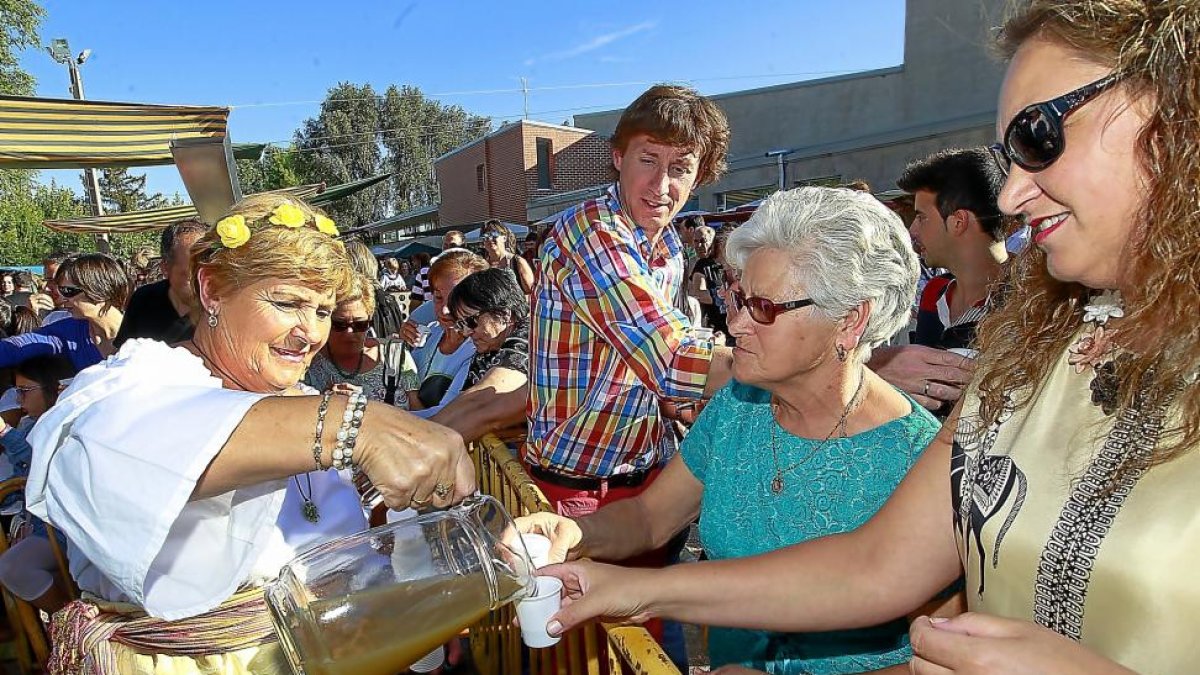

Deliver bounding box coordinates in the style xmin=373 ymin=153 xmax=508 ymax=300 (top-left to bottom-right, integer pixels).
xmin=467 ymin=435 xmax=681 ymax=675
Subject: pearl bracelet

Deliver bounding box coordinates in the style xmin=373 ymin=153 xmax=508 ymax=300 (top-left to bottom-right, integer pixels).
xmin=331 ymin=392 xmax=367 ymax=470
xmin=312 ymin=391 xmax=333 ymax=471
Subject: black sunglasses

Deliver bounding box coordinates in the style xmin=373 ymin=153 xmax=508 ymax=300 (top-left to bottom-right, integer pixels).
xmin=453 ymin=312 xmax=487 ymax=334
xmin=991 ymin=73 xmax=1120 ymax=174
xmin=58 ymin=285 xmax=87 ymax=299
xmin=331 ymin=318 xmax=370 ymax=333
xmin=726 ymin=285 xmax=815 ymax=325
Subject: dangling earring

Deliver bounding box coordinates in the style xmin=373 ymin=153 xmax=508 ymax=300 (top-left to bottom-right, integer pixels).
xmin=206 ymin=308 xmax=219 ymax=328
xmin=835 ymin=344 xmax=847 ymax=362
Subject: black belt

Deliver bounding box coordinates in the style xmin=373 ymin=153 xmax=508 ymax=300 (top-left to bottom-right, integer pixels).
xmin=527 ymin=463 xmax=655 ymax=490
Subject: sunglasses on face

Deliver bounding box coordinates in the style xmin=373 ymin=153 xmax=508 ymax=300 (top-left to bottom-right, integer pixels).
xmin=726 ymin=285 xmax=816 ymax=325
xmin=482 ymin=233 xmax=504 ymax=242
xmin=330 ymin=318 xmax=370 ymax=333
xmin=991 ymin=73 xmax=1120 ymax=175
xmin=58 ymin=285 xmax=87 ymax=299
xmin=453 ymin=312 xmax=486 ymax=334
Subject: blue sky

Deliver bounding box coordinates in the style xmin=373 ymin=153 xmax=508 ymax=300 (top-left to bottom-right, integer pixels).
xmin=20 ymin=0 xmax=905 ymax=198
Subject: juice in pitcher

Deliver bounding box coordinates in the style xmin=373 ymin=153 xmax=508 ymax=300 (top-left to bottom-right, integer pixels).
xmin=266 ymin=496 xmax=535 ymax=675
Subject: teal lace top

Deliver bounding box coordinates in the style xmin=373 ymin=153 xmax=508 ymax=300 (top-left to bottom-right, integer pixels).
xmin=681 ymin=380 xmax=939 ymax=674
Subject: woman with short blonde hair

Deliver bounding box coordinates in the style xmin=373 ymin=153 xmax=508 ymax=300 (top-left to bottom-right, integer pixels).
xmin=28 ymin=193 xmax=471 ymax=672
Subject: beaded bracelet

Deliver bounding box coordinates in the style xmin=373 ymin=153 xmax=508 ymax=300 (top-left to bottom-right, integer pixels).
xmin=332 ymin=392 xmax=368 ymax=470
xmin=312 ymin=391 xmax=333 ymax=471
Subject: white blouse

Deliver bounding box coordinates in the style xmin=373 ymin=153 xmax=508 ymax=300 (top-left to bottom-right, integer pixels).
xmin=25 ymin=339 xmax=366 ymax=620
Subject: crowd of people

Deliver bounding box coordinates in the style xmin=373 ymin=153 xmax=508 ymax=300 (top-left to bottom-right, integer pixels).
xmin=0 ymin=1 xmax=1195 ymax=673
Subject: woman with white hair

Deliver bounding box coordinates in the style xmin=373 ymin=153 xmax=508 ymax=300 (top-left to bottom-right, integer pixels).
xmin=517 ymin=187 xmax=940 ymax=674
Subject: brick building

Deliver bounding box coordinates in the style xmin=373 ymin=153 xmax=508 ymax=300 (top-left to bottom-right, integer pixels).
xmin=434 ymin=120 xmax=611 ymax=228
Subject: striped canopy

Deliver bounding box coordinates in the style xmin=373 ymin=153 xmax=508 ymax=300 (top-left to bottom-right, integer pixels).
xmin=42 ymin=185 xmax=324 ymax=235
xmin=0 ymin=94 xmax=243 ymax=169
xmin=41 ymin=173 xmax=394 ymax=234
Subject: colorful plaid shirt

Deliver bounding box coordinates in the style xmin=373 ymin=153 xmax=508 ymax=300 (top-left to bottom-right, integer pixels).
xmin=526 ymin=185 xmax=713 ymax=478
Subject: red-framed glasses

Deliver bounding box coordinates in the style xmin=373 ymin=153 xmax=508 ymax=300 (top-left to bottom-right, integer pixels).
xmin=725 ymin=284 xmax=816 ymax=325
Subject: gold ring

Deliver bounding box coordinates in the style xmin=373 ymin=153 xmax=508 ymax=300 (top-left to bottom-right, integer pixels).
xmin=923 ymin=381 xmax=931 ymax=397
xmin=410 ymin=496 xmax=431 ymax=508
xmin=434 ymin=483 xmax=452 ymax=499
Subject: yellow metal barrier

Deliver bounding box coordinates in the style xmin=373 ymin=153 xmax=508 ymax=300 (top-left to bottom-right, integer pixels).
xmin=468 ymin=434 xmax=682 ymax=675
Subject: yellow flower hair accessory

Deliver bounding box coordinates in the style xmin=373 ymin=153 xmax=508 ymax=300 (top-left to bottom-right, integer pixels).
xmin=269 ymin=202 xmax=306 ymax=228
xmin=315 ymin=214 xmax=339 ymax=236
xmin=215 ymin=215 xmax=251 ymax=249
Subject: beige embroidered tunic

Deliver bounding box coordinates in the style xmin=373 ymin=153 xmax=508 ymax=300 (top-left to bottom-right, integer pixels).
xmin=954 ymin=339 xmax=1200 ymax=673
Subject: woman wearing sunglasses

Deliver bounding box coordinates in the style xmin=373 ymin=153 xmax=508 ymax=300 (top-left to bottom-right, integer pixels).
xmin=304 ymin=275 xmax=418 ymax=408
xmin=0 ymin=253 xmax=130 ymax=373
xmin=480 ymin=219 xmax=535 ymax=294
xmin=538 ymin=2 xmax=1200 ymax=673
xmin=518 ymin=187 xmax=939 ymax=674
xmin=0 ymin=355 xmax=75 ymax=614
xmin=429 ymin=267 xmax=531 ymax=442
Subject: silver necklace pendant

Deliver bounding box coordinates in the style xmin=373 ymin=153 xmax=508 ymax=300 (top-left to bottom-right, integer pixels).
xmin=771 ymin=474 xmax=784 ymax=495
xmin=301 ymin=499 xmax=321 ymax=523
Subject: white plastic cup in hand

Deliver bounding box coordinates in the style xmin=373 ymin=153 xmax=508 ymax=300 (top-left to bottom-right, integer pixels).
xmin=947 ymin=347 xmax=979 ymax=359
xmin=408 ymin=646 xmax=444 ymax=673
xmin=413 ymin=322 xmax=436 ymax=348
xmin=521 ymin=533 xmax=552 ymax=569
xmin=516 ymin=576 xmax=563 ymax=648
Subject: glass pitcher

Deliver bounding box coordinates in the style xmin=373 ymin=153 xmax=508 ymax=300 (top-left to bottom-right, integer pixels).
xmin=266 ymin=495 xmax=536 ymax=675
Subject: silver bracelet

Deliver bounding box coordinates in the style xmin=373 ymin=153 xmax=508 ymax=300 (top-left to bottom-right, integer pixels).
xmin=332 ymin=392 xmax=367 ymax=470
xmin=312 ymin=391 xmax=333 ymax=471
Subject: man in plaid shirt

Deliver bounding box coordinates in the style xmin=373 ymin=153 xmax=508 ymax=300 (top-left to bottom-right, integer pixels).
xmin=526 ymin=84 xmax=734 ymax=525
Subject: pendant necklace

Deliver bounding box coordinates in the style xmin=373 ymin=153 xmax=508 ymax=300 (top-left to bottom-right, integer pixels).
xmin=769 ymin=370 xmax=866 ymax=495
xmin=294 ymin=474 xmax=320 ymax=523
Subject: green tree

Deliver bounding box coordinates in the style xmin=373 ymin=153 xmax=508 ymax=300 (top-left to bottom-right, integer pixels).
xmin=290 ymin=82 xmax=490 ymax=228
xmin=379 ymin=85 xmax=490 ymax=213
xmin=97 ymin=167 xmax=167 ymax=213
xmin=0 ymin=0 xmax=43 ymax=97
xmin=294 ymin=82 xmax=384 ymax=228
xmin=236 ymin=144 xmax=302 ymax=195
xmin=0 ymin=173 xmax=92 ymax=264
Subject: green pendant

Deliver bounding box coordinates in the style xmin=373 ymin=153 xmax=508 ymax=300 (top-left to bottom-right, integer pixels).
xmin=302 ymin=499 xmax=320 ymax=523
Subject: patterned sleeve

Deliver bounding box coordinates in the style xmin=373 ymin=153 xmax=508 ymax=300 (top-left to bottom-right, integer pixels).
xmin=490 ymin=320 xmax=530 ymax=376
xmin=556 ymin=212 xmax=712 ymax=400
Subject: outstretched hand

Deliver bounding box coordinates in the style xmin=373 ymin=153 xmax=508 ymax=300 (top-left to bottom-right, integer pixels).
xmin=536 ymin=560 xmax=659 ymax=636
xmin=513 ymin=512 xmax=583 ymax=563
xmin=909 ymin=613 xmax=1136 ymax=674
xmin=868 ymin=345 xmax=975 ymax=410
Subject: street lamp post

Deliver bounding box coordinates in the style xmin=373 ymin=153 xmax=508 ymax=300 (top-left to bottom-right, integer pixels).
xmin=765 ymin=149 xmax=792 ymax=192
xmin=47 ymin=38 xmax=110 ymax=254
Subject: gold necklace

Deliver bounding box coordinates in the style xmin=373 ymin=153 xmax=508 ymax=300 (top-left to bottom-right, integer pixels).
xmin=769 ymin=370 xmax=866 ymax=495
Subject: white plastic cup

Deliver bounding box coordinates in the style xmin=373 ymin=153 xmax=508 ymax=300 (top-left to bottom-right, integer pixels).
xmin=521 ymin=533 xmax=552 ymax=569
xmin=516 ymin=576 xmax=563 ymax=648
xmin=691 ymin=327 xmax=714 ymax=342
xmin=409 ymin=646 xmax=445 ymax=673
xmin=947 ymin=347 xmax=979 ymax=359
xmin=413 ymin=322 xmax=437 ymax=349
